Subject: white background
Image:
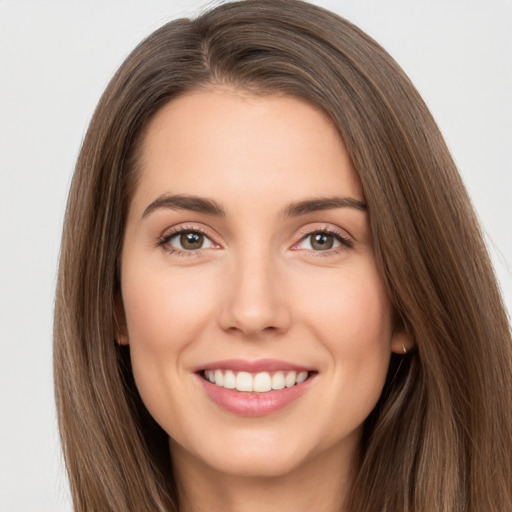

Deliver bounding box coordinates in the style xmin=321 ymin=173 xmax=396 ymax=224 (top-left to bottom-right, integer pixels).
xmin=0 ymin=1 xmax=510 ymax=510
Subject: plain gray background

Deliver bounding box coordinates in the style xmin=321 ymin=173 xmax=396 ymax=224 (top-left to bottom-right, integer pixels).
xmin=1 ymin=1 xmax=511 ymax=510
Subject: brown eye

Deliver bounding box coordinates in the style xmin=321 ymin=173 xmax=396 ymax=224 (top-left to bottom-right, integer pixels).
xmin=179 ymin=231 xmax=204 ymax=250
xmin=309 ymin=233 xmax=334 ymax=250
xmin=161 ymin=230 xmax=216 ymax=252
xmin=293 ymin=229 xmax=352 ymax=253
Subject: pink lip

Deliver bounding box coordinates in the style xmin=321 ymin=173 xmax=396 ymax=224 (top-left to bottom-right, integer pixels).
xmin=195 ymin=359 xmax=316 ymax=417
xmin=196 ymin=358 xmax=312 ymax=373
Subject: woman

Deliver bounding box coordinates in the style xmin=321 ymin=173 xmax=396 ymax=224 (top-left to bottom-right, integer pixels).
xmin=53 ymin=0 xmax=512 ymax=510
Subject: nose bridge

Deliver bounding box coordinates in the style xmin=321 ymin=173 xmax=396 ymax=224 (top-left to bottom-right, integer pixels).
xmin=219 ymin=242 xmax=290 ymax=336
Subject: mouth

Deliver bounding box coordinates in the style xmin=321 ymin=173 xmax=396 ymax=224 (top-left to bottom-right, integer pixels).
xmin=195 ymin=359 xmax=317 ymax=415
xmin=200 ymin=369 xmax=312 ymax=393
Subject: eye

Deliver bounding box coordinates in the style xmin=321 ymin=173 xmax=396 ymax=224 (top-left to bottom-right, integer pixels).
xmin=293 ymin=229 xmax=352 ymax=252
xmin=160 ymin=229 xmax=217 ymax=252
xmin=306 ymin=232 xmax=338 ymax=250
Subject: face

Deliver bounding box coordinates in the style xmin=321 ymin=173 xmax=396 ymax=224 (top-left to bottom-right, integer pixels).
xmin=119 ymin=89 xmax=407 ymax=480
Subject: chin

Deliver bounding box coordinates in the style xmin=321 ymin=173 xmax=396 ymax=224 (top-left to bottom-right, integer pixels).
xmin=180 ymin=425 xmax=332 ymax=480
xmin=207 ymin=448 xmax=310 ymax=479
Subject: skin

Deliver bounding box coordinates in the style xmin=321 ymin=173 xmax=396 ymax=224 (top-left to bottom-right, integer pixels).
xmin=119 ymin=88 xmax=411 ymax=512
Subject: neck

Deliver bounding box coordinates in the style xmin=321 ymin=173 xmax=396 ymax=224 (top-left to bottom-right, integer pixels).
xmin=171 ymin=437 xmax=359 ymax=512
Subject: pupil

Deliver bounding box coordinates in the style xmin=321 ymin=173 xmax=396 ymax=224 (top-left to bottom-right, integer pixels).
xmin=180 ymin=232 xmax=203 ymax=250
xmin=311 ymin=233 xmax=333 ymax=250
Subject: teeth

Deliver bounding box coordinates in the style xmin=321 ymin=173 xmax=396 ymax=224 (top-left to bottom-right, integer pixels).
xmin=214 ymin=369 xmax=223 ymax=386
xmin=296 ymin=371 xmax=308 ymax=384
xmin=253 ymin=372 xmax=272 ymax=392
xmin=285 ymin=371 xmax=296 ymax=388
xmin=236 ymin=371 xmax=253 ymax=392
xmin=204 ymin=369 xmax=309 ymax=393
xmin=223 ymin=370 xmax=236 ymax=389
xmin=271 ymin=372 xmax=285 ymax=390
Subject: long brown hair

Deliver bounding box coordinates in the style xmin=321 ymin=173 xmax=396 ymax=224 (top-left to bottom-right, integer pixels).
xmin=54 ymin=1 xmax=512 ymax=510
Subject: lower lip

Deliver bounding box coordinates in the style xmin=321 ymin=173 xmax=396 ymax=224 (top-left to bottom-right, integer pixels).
xmin=198 ymin=374 xmax=315 ymax=417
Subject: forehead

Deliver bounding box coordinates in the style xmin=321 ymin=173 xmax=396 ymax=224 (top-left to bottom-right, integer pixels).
xmin=131 ymin=89 xmax=363 ymax=216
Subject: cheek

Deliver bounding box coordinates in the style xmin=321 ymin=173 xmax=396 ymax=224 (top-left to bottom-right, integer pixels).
xmin=296 ymin=261 xmax=393 ymax=407
xmin=120 ymin=262 xmax=221 ymax=430
xmin=121 ymin=263 xmax=217 ymax=351
xmin=298 ymin=261 xmax=393 ymax=350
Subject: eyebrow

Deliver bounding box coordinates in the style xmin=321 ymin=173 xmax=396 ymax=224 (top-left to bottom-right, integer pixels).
xmin=142 ymin=194 xmax=226 ymax=218
xmin=282 ymin=196 xmax=367 ymax=217
xmin=142 ymin=193 xmax=367 ymax=219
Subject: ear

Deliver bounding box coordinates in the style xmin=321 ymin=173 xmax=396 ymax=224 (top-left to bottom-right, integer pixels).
xmin=390 ymin=324 xmax=414 ymax=355
xmin=114 ymin=294 xmax=129 ymax=345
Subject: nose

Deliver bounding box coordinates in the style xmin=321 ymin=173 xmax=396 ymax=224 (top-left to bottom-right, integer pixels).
xmin=218 ymin=250 xmax=291 ymax=339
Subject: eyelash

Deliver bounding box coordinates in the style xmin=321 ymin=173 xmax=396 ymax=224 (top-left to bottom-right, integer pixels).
xmin=157 ymin=225 xmax=353 ymax=257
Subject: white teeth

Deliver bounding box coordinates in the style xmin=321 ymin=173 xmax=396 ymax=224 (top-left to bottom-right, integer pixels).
xmin=223 ymin=370 xmax=236 ymax=389
xmin=204 ymin=369 xmax=310 ymax=393
xmin=271 ymin=371 xmax=285 ymax=390
xmin=253 ymin=372 xmax=272 ymax=392
xmin=296 ymin=371 xmax=308 ymax=384
xmin=285 ymin=371 xmax=297 ymax=388
xmin=236 ymin=371 xmax=253 ymax=392
xmin=214 ymin=369 xmax=224 ymax=387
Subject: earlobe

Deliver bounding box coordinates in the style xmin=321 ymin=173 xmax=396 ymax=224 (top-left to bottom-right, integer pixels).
xmin=116 ymin=332 xmax=129 ymax=346
xmin=390 ymin=327 xmax=414 ymax=355
xmin=114 ymin=295 xmax=129 ymax=345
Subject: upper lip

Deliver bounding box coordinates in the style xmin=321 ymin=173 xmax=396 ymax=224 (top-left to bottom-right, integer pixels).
xmin=195 ymin=359 xmax=313 ymax=373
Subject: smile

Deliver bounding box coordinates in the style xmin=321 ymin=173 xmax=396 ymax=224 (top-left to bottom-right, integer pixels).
xmin=203 ymin=369 xmax=309 ymax=393
xmin=196 ymin=360 xmax=316 ymax=416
